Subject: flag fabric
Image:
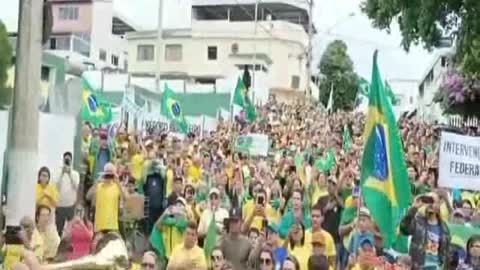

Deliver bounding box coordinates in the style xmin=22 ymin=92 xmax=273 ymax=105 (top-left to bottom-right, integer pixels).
xmin=326 ymin=84 xmax=334 ymax=113
xmin=233 ymin=77 xmax=256 ymax=122
xmin=360 ymin=51 xmax=411 ymax=248
xmin=384 ymin=81 xmax=399 ymax=106
xmin=448 ymin=223 xmax=480 ymax=248
xmin=80 ymin=79 xmax=112 ymax=126
xmin=161 ymin=84 xmax=189 ymax=134
xmin=203 ymin=215 xmax=217 ymax=263
xmin=342 ymin=124 xmax=352 ymax=152
xmin=149 ymin=226 xmax=167 ymax=261
xmin=358 ymin=77 xmax=370 ymax=96
xmin=314 ymin=148 xmax=336 ymax=172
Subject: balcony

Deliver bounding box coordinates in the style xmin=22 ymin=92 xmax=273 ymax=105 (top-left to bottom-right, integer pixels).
xmin=44 ymin=33 xmax=91 ymax=57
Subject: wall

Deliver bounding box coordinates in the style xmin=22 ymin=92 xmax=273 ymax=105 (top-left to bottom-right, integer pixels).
xmin=0 ymin=111 xmax=76 ymax=219
xmin=90 ymin=0 xmax=128 ymax=70
xmin=387 ymin=79 xmax=419 ymax=113
xmin=127 ymin=21 xmax=307 ymax=92
xmin=51 ymin=2 xmax=93 ymax=33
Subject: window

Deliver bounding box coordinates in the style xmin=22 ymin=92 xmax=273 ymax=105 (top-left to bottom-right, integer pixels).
xmin=99 ymin=49 xmax=107 ymax=61
xmin=419 ymin=83 xmax=425 ymax=97
xmin=49 ymin=38 xmax=57 ymax=49
xmin=41 ymin=66 xmax=50 ymax=82
xmin=137 ymin=45 xmax=154 ymax=61
xmin=59 ymin=7 xmax=79 ymax=20
xmin=195 ymin=78 xmax=216 ymax=84
xmin=49 ymin=36 xmax=71 ymax=50
xmin=208 ymin=46 xmax=217 ymax=60
xmin=291 ymin=75 xmax=300 ymax=89
xmin=165 ymin=44 xmax=182 ymax=62
xmin=111 ymin=55 xmax=119 ymax=66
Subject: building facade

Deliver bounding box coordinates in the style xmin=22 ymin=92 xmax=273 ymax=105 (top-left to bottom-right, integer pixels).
xmin=126 ymin=0 xmax=309 ymax=100
xmin=44 ymin=0 xmax=136 ymax=71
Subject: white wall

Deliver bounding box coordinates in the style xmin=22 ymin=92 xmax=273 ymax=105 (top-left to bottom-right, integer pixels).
xmin=387 ymin=80 xmax=419 ymax=113
xmin=91 ymin=0 xmax=128 ymax=70
xmin=0 ymin=112 xmax=76 ymax=184
xmin=0 ymin=111 xmax=9 ymax=190
xmin=127 ymin=21 xmax=308 ymax=92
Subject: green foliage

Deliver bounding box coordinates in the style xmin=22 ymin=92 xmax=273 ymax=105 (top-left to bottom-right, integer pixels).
xmin=361 ymin=0 xmax=480 ymax=75
xmin=0 ymin=20 xmax=12 ymax=88
xmin=0 ymin=20 xmax=13 ymax=107
xmin=318 ymin=40 xmax=359 ymax=111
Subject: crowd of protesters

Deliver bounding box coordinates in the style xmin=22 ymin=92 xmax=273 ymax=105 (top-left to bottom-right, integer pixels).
xmin=3 ymin=95 xmax=480 ymax=270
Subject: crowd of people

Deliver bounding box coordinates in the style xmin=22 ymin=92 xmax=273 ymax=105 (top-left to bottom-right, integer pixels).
xmin=3 ymin=96 xmax=480 ymax=270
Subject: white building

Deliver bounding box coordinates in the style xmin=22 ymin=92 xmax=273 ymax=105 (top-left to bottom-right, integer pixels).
xmin=42 ymin=0 xmax=138 ymax=72
xmin=126 ymin=0 xmax=310 ymax=103
xmin=386 ymin=50 xmax=451 ymax=122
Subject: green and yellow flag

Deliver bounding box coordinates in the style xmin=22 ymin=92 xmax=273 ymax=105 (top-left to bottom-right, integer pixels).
xmin=233 ymin=77 xmax=256 ymax=122
xmin=80 ymin=79 xmax=112 ymax=126
xmin=342 ymin=124 xmax=352 ymax=152
xmin=161 ymin=84 xmax=188 ymax=134
xmin=360 ymin=51 xmax=411 ymax=248
xmin=204 ymin=215 xmax=217 ymax=263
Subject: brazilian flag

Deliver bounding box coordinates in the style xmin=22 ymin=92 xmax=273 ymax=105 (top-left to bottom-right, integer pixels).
xmin=80 ymin=79 xmax=112 ymax=126
xmin=233 ymin=77 xmax=256 ymax=122
xmin=360 ymin=51 xmax=411 ymax=248
xmin=161 ymin=84 xmax=188 ymax=134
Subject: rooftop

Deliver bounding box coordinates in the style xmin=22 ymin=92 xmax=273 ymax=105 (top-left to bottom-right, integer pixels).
xmin=192 ymin=0 xmax=309 ymax=30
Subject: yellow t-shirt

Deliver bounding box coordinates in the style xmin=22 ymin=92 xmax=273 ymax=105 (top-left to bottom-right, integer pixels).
xmin=39 ymin=229 xmax=60 ymax=259
xmin=242 ymin=200 xmax=280 ymax=231
xmin=36 ymin=183 xmax=59 ymax=210
xmin=130 ymin=153 xmax=145 ymax=183
xmin=288 ymin=244 xmax=311 ymax=270
xmin=187 ymin=165 xmax=202 ymax=184
xmin=168 ymin=244 xmax=207 ymax=269
xmin=166 ymin=168 xmax=175 ymax=196
xmin=304 ymin=229 xmax=336 ymax=257
xmin=95 ymin=182 xmax=121 ymax=232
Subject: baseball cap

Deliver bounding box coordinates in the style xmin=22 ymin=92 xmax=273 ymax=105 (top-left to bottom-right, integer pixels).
xmin=209 ymin=188 xmax=220 ymax=197
xmin=359 ymin=235 xmax=375 ymax=248
xmin=359 ymin=207 xmax=371 ymax=217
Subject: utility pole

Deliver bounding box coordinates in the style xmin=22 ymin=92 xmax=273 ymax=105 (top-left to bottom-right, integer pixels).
xmin=306 ymin=0 xmax=314 ymax=99
xmin=252 ymin=0 xmax=259 ymax=104
xmin=6 ymin=0 xmax=43 ymax=226
xmin=155 ymin=0 xmax=164 ymax=92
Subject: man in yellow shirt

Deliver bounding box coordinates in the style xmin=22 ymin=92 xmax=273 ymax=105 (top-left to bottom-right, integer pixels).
xmin=167 ymin=222 xmax=207 ymax=270
xmin=242 ymin=188 xmax=279 ymax=233
xmin=186 ymin=155 xmax=203 ymax=185
xmin=87 ymin=163 xmax=126 ymax=232
xmin=304 ymin=204 xmax=336 ymax=267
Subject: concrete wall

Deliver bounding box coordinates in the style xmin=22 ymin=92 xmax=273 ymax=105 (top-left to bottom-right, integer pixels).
xmin=0 ymin=111 xmax=76 ymax=195
xmin=127 ymin=20 xmax=307 ymax=92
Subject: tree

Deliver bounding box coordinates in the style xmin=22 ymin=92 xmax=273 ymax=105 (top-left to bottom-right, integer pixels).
xmin=318 ymin=40 xmax=359 ymax=111
xmin=0 ymin=21 xmax=12 ymax=89
xmin=0 ymin=20 xmax=13 ymax=107
xmin=361 ymin=0 xmax=480 ymax=76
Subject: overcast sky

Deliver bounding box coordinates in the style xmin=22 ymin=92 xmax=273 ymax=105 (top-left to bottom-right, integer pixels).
xmin=1 ymin=0 xmax=444 ymax=82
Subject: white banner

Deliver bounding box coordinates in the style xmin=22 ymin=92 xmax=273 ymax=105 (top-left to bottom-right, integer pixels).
xmin=142 ymin=113 xmax=202 ymax=135
xmin=235 ymin=133 xmax=269 ymax=157
xmin=439 ymin=131 xmax=480 ymax=190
